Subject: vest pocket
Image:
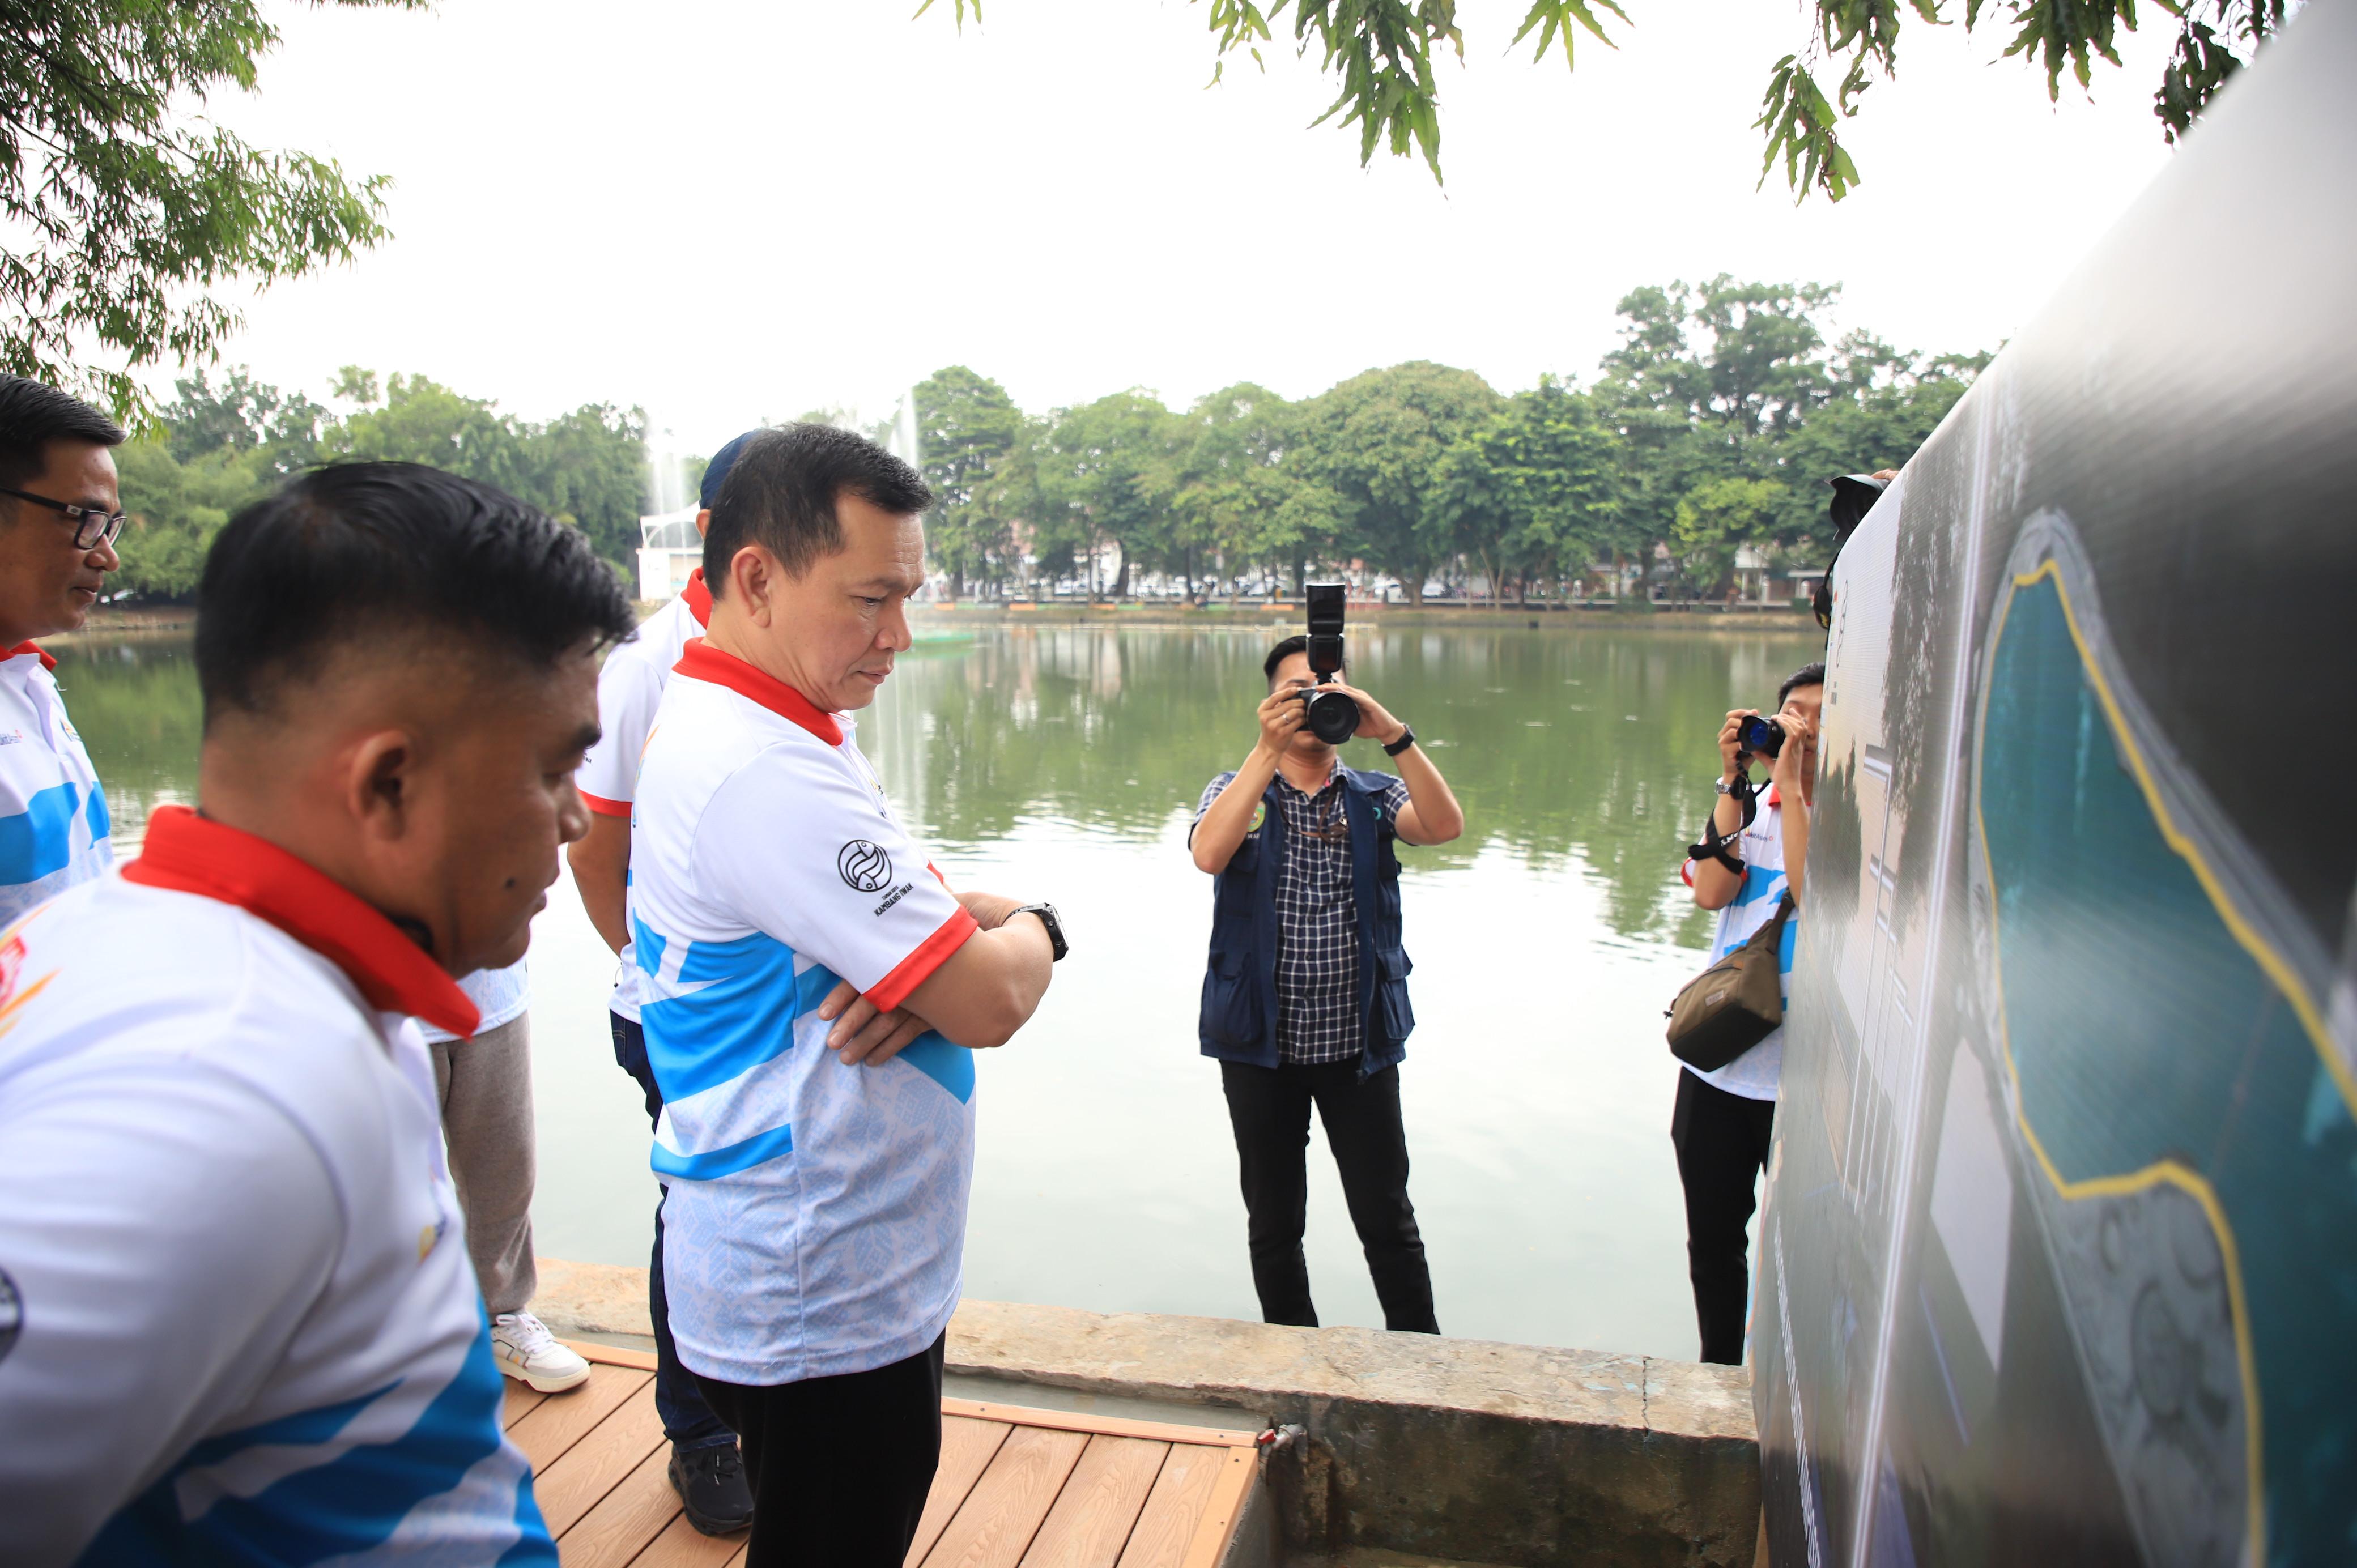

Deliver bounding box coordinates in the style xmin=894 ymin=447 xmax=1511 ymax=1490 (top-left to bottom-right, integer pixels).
xmin=1375 ymin=946 xmax=1415 ymax=1041
xmin=1203 ymin=947 xmax=1263 ymax=1047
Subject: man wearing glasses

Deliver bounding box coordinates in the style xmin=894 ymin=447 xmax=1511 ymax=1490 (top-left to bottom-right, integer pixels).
xmin=0 ymin=377 xmax=126 ymax=924
xmin=1189 ymin=634 xmax=1465 ymax=1335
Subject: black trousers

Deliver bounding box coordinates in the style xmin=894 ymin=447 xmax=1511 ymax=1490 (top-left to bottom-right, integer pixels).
xmin=1220 ymin=1058 xmax=1439 ymax=1333
xmin=692 ymin=1333 xmax=947 ymax=1568
xmin=1671 ymin=1066 xmax=1777 ymax=1365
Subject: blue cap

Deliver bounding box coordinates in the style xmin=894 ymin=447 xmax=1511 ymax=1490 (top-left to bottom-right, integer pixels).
xmin=700 ymin=430 xmax=761 ymax=511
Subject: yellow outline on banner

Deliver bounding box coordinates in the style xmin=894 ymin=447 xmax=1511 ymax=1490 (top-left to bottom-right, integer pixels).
xmin=1972 ymin=559 xmax=2301 ymax=1567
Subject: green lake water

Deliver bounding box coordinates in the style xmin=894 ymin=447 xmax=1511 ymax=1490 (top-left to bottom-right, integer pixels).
xmin=61 ymin=620 xmax=1820 ymax=1361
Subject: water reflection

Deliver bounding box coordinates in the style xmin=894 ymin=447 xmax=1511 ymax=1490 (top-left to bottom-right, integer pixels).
xmin=867 ymin=623 xmax=1816 ymax=948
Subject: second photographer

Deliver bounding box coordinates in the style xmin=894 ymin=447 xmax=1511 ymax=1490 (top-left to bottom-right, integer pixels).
xmin=1189 ymin=610 xmax=1465 ymax=1334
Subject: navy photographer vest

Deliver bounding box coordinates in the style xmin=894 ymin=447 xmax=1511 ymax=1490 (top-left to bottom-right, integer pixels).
xmin=1198 ymin=766 xmax=1414 ymax=1077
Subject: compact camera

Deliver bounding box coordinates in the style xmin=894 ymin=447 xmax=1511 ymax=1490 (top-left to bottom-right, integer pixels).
xmin=1300 ymin=583 xmax=1359 ymax=745
xmin=1737 ymin=714 xmax=1786 ymax=759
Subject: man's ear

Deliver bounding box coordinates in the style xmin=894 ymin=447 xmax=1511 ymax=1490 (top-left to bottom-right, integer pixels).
xmin=344 ymin=728 xmax=416 ymax=843
xmin=694 ymin=508 xmax=711 ymax=539
xmin=727 ymin=544 xmax=779 ymax=628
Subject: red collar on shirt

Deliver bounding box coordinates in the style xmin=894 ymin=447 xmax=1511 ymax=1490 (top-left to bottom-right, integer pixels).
xmin=6 ymin=642 xmax=56 ymax=671
xmin=673 ymin=638 xmax=843 ymax=745
xmin=682 ymin=569 xmax=713 ymax=628
xmin=1766 ymin=785 xmax=1782 ymax=808
xmin=121 ymin=805 xmax=481 ymax=1038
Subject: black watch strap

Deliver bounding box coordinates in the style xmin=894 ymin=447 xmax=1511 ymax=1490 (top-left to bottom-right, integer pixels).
xmin=1013 ymin=902 xmax=1067 ymax=961
xmin=1382 ymin=726 xmax=1416 ymax=757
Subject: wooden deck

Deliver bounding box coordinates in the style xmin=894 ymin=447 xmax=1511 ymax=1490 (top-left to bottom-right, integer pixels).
xmin=507 ymin=1341 xmax=1262 ymax=1568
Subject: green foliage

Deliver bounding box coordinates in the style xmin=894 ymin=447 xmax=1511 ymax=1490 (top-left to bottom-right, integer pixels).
xmin=929 ymin=0 xmax=2283 ymax=199
xmin=1 ymin=0 xmax=419 ymax=417
xmin=1294 ymin=361 xmax=1503 ymax=604
xmin=110 ymin=365 xmax=652 ymax=599
xmin=913 ymin=367 xmax=1023 ymax=597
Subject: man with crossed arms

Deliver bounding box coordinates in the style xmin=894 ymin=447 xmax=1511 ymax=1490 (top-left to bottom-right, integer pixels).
xmin=628 ymin=423 xmax=1063 ymax=1566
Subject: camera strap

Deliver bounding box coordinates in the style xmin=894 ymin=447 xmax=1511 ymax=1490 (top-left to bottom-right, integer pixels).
xmin=1688 ymin=774 xmax=1755 ymax=875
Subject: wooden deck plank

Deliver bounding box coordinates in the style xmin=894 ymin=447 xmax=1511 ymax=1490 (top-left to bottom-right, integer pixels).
xmin=510 ymin=1365 xmax=652 ymax=1474
xmin=535 ymin=1383 xmax=667 ymax=1536
xmin=906 ymin=1415 xmax=1015 ymax=1567
xmin=1111 ymin=1446 xmax=1229 ymax=1568
xmin=574 ymin=1340 xmax=660 ymax=1374
xmin=1017 ymin=1436 xmax=1171 ymax=1568
xmin=560 ymin=1444 xmax=687 ymax=1568
xmin=941 ymin=1398 xmax=1258 ymax=1450
xmin=1175 ymin=1450 xmax=1256 ymax=1568
xmin=918 ymin=1426 xmax=1090 ymax=1568
xmin=505 ymin=1381 xmax=550 ymax=1430
xmin=626 ymin=1512 xmax=746 ymax=1568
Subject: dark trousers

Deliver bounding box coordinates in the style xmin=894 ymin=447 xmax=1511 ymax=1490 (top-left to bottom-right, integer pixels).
xmin=692 ymin=1334 xmax=946 ymax=1568
xmin=610 ymin=1011 xmax=732 ymax=1451
xmin=1219 ymin=1058 xmax=1439 ymax=1333
xmin=1671 ymin=1066 xmax=1777 ymax=1365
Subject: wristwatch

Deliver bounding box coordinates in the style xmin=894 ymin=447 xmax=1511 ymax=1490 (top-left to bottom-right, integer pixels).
xmin=1382 ymin=726 xmax=1416 ymax=757
xmin=1012 ymin=902 xmax=1069 ymax=961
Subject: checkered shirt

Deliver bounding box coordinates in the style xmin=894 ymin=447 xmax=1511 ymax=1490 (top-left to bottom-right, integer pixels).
xmin=1196 ymin=761 xmax=1413 ymax=1066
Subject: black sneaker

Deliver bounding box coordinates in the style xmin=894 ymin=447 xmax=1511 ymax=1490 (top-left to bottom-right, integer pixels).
xmin=669 ymin=1441 xmax=755 ymax=1536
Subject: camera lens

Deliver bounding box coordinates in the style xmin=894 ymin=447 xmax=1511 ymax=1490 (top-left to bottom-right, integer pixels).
xmin=1738 ymin=715 xmax=1785 ymax=758
xmin=1304 ymin=687 xmax=1359 ymax=744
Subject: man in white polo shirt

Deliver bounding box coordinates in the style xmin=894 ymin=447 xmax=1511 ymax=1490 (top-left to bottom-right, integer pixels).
xmin=0 ymin=462 xmax=638 ymax=1565
xmin=568 ymin=430 xmax=759 ymax=1534
xmin=631 ymin=424 xmax=1062 ymax=1567
xmin=0 ymin=377 xmax=125 ymax=922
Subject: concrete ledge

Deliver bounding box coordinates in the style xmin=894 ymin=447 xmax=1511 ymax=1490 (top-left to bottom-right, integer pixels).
xmin=533 ymin=1262 xmax=1756 ymax=1567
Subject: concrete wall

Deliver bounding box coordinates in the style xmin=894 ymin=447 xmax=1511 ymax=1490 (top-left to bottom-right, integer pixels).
xmin=535 ymin=1262 xmax=1757 ymax=1568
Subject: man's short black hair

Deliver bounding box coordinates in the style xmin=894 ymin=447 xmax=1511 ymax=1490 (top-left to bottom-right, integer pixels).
xmin=703 ymin=424 xmax=933 ymax=591
xmin=1779 ymin=661 xmax=1827 ymax=708
xmin=1263 ymin=634 xmax=1346 ymax=685
xmin=0 ymin=376 xmax=125 ymax=490
xmin=195 ymin=462 xmax=638 ymax=727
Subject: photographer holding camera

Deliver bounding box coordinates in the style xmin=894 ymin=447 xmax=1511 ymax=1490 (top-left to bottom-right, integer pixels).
xmin=1674 ymin=660 xmax=1821 ymax=1364
xmin=1190 ymin=590 xmax=1464 ymax=1335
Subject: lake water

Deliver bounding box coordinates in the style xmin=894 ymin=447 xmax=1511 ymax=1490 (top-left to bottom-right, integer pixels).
xmin=63 ymin=619 xmax=1820 ymax=1361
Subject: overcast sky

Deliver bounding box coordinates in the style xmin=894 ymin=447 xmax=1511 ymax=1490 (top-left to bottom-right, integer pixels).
xmin=198 ymin=0 xmax=2184 ymax=454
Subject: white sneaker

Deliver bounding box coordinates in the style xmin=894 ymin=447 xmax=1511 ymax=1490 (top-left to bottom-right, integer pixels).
xmin=491 ymin=1311 xmax=592 ymax=1392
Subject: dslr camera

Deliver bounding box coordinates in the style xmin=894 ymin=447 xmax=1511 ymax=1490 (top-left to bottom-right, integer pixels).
xmin=1299 ymin=583 xmax=1359 ymax=745
xmin=1736 ymin=713 xmax=1786 ymax=759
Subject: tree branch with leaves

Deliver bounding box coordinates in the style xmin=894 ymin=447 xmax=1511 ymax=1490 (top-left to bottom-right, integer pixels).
xmin=1 ymin=0 xmax=419 ymax=418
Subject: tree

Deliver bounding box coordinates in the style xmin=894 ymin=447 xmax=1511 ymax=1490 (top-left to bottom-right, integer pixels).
xmin=1014 ymin=392 xmax=1185 ymax=602
xmin=1295 ymin=361 xmax=1501 ymax=606
xmin=912 ymin=366 xmax=1023 ymax=599
xmin=1170 ymin=383 xmax=1335 ymax=600
xmin=3 ymin=0 xmax=416 ymax=416
xmin=927 ymin=0 xmax=2282 ymax=198
xmin=1433 ymin=378 xmax=1625 ymax=606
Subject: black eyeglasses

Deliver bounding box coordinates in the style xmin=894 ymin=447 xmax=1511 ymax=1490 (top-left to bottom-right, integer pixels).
xmin=0 ymin=487 xmax=127 ymax=550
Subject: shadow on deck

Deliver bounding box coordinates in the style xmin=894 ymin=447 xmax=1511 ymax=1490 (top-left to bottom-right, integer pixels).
xmin=510 ymin=1342 xmax=1261 ymax=1567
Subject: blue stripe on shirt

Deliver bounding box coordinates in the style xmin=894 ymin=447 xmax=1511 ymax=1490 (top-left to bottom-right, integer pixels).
xmin=0 ymin=781 xmax=91 ymax=885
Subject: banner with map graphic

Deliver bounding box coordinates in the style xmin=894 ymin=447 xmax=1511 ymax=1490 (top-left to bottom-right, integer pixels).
xmin=1753 ymin=7 xmax=2357 ymax=1565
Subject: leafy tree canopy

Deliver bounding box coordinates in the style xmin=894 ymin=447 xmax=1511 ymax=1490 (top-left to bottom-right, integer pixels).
xmin=2 ymin=0 xmax=418 ymax=417
xmin=926 ymin=0 xmax=2284 ymax=198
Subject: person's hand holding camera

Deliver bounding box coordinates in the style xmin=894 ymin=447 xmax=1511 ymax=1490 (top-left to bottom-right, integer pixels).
xmin=1321 ymin=681 xmax=1409 ymax=748
xmin=1769 ymin=709 xmax=1814 ymax=802
xmin=1253 ymin=681 xmax=1309 ymax=761
xmin=1717 ymin=709 xmax=1762 ymax=783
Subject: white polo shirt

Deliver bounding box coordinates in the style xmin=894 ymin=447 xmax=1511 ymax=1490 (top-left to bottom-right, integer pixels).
xmin=631 ymin=638 xmax=980 ymax=1384
xmin=1679 ymin=786 xmax=1794 ymax=1101
xmin=577 ymin=570 xmax=710 ymax=1024
xmin=0 ymin=806 xmax=552 ymax=1567
xmin=0 ymin=642 xmax=112 ymax=925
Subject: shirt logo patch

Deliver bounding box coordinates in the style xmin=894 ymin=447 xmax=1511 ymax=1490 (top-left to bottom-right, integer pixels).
xmin=838 ymin=840 xmax=894 ymax=893
xmin=1248 ymin=803 xmax=1266 ymax=834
